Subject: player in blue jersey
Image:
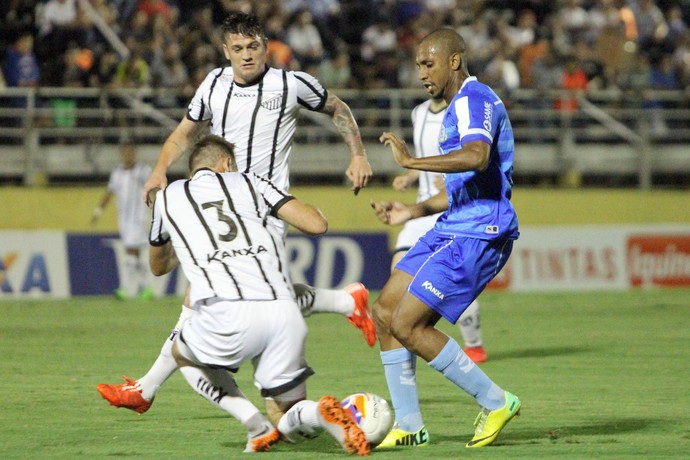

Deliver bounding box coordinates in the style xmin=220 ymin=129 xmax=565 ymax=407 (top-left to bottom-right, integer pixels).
xmin=370 ymin=28 xmax=521 ymax=449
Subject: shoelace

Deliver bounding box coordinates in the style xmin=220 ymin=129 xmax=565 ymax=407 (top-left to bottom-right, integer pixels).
xmin=473 ymin=409 xmax=490 ymax=435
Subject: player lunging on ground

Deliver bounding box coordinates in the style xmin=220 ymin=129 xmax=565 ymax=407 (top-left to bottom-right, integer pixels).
xmin=371 ymin=28 xmax=521 ymax=449
xmin=97 ymin=11 xmax=375 ymax=414
xmin=147 ymin=135 xmax=369 ymax=455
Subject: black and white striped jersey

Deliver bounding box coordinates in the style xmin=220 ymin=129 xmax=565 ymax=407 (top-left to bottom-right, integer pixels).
xmin=411 ymin=99 xmax=445 ymax=204
xmin=186 ymin=66 xmax=328 ymax=193
xmin=150 ymin=169 xmax=295 ymax=304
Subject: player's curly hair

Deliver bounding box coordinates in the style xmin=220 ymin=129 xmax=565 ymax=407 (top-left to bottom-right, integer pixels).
xmin=221 ymin=11 xmax=266 ymax=44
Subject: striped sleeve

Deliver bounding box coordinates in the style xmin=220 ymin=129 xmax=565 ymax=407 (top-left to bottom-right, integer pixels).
xmin=248 ymin=173 xmax=294 ymax=215
xmin=149 ymin=188 xmax=170 ymax=246
xmin=186 ymin=68 xmax=224 ymax=122
xmin=294 ymin=71 xmax=327 ymax=111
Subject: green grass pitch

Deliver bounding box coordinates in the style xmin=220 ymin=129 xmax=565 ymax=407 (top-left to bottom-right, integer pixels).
xmin=1 ymin=289 xmax=689 ymax=459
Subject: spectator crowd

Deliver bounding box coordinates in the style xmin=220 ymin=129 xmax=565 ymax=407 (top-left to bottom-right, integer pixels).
xmin=1 ymin=0 xmax=690 ymax=104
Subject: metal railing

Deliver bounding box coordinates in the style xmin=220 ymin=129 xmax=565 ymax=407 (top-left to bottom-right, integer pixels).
xmin=1 ymin=87 xmax=689 ymax=187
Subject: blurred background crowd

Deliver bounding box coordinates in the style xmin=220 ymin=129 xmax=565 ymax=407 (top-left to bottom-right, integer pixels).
xmin=2 ymin=0 xmax=690 ymax=100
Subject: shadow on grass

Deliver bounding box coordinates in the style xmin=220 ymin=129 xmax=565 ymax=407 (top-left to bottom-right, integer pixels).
xmin=488 ymin=345 xmax=598 ymax=361
xmin=430 ymin=417 xmax=657 ymax=446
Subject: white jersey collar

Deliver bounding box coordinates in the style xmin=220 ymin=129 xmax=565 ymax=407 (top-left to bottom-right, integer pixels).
xmin=458 ymin=76 xmax=477 ymax=93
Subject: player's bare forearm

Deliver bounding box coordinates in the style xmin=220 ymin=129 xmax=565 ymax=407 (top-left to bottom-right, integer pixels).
xmin=370 ymin=199 xmax=413 ymax=226
xmin=149 ymin=241 xmax=179 ymax=276
xmin=409 ymin=189 xmax=448 ymax=218
xmin=409 ymin=140 xmax=489 ymax=173
xmin=145 ymin=118 xmax=207 ymax=204
xmin=323 ymin=93 xmax=372 ymax=193
xmin=323 ymin=94 xmax=366 ymax=157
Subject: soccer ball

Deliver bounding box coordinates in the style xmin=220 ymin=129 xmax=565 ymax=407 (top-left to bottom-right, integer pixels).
xmin=341 ymin=392 xmax=394 ymax=446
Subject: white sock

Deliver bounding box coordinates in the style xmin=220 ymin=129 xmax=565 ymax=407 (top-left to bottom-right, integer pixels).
xmin=137 ymin=306 xmax=195 ymax=400
xmin=123 ymin=253 xmax=140 ymax=297
xmin=180 ymin=366 xmax=261 ymax=426
xmin=138 ymin=252 xmax=151 ymax=292
xmin=277 ymin=400 xmax=322 ymax=442
xmin=456 ymin=300 xmax=483 ymax=348
xmin=309 ymin=288 xmax=354 ymax=316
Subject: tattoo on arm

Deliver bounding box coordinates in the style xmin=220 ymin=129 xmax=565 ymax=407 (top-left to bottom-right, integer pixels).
xmin=324 ymin=94 xmax=365 ymax=156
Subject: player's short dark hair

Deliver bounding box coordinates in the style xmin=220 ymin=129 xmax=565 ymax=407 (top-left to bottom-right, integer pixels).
xmin=221 ymin=11 xmax=266 ymax=44
xmin=189 ymin=135 xmax=237 ymax=173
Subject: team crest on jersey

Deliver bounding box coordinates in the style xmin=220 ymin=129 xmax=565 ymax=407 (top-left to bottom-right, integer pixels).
xmin=438 ymin=125 xmax=447 ymax=143
xmin=261 ymin=94 xmax=283 ymax=110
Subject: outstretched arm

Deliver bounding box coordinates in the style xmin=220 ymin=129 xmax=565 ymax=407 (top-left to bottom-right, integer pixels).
xmin=276 ymin=199 xmax=328 ymax=236
xmin=370 ymin=188 xmax=448 ymax=226
xmin=143 ymin=117 xmax=208 ymax=205
xmin=380 ymin=131 xmax=489 ymax=173
xmin=320 ymin=92 xmax=372 ymax=194
xmin=91 ymin=190 xmax=113 ymax=226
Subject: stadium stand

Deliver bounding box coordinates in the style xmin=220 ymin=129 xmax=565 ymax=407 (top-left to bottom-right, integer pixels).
xmin=1 ymin=0 xmax=689 ymax=187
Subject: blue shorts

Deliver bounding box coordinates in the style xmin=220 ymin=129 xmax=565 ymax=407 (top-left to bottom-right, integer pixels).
xmin=395 ymin=230 xmax=513 ymax=324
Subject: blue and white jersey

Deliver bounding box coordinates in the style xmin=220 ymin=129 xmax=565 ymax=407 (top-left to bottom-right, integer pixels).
xmin=435 ymin=76 xmax=518 ymax=240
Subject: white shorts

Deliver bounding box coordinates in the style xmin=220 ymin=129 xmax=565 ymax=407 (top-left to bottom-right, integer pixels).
xmin=177 ymin=297 xmax=311 ymax=396
xmin=394 ymin=213 xmax=442 ymax=253
xmin=119 ymin=218 xmax=149 ymax=248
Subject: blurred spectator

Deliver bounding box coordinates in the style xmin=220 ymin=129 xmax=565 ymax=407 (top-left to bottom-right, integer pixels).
xmin=457 ymin=13 xmax=494 ymax=74
xmin=265 ymin=13 xmax=296 ymax=70
xmin=558 ymin=0 xmax=589 ymax=44
xmin=2 ymin=29 xmax=40 ymax=129
xmin=554 ymin=54 xmax=588 ymax=112
xmin=150 ymin=42 xmax=194 ymax=107
xmin=483 ymin=47 xmax=521 ymax=99
xmin=317 ymin=49 xmax=352 ymax=89
xmin=37 ymin=0 xmax=92 ymax=49
xmin=178 ymin=5 xmax=219 ymax=67
xmin=586 ymin=0 xmax=624 ymax=45
xmin=114 ymin=52 xmax=149 ymax=88
xmin=360 ymin=17 xmax=397 ymax=64
xmin=424 ymin=0 xmax=456 ymax=30
xmin=572 ymin=40 xmax=603 ymax=84
xmin=665 ymin=5 xmax=688 ymax=43
xmin=136 ymin=0 xmax=174 ymax=24
xmin=36 ymin=0 xmax=92 ymax=85
xmin=672 ymin=31 xmax=690 ymax=87
xmin=90 ymin=50 xmax=120 ymax=87
xmin=286 ymin=9 xmax=325 ymax=68
xmin=519 ymin=32 xmax=549 ymax=88
xmin=629 ymin=0 xmax=669 ymax=58
xmin=504 ymin=9 xmax=538 ymax=52
xmin=112 ymin=0 xmax=140 ymax=25
xmin=2 ymin=30 xmax=39 ymax=88
xmin=617 ymin=52 xmax=665 ymax=133
xmin=126 ymin=10 xmax=152 ymax=56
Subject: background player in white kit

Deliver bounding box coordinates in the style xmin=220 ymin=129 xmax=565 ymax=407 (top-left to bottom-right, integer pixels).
xmin=97 ymin=11 xmax=374 ymax=414
xmin=390 ymin=95 xmax=487 ymax=365
xmin=91 ymin=141 xmax=154 ymax=300
xmin=147 ymin=135 xmax=369 ymax=455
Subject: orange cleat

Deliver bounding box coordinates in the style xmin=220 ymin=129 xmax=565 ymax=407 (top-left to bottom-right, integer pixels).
xmin=344 ymin=283 xmax=376 ymax=347
xmin=96 ymin=376 xmax=152 ymax=414
xmin=318 ymin=396 xmax=371 ymax=456
xmin=464 ymin=346 xmax=488 ymax=364
xmin=244 ymin=421 xmax=281 ymax=453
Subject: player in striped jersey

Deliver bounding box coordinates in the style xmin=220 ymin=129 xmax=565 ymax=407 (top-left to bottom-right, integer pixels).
xmin=98 ymin=11 xmax=374 ymax=415
xmin=91 ymin=141 xmax=153 ymax=300
xmin=145 ymin=135 xmax=369 ymax=454
xmin=371 ymin=29 xmax=520 ymax=449
xmin=391 ymin=96 xmax=487 ymax=365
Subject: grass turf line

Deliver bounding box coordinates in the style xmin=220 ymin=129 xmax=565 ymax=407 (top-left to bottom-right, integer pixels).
xmin=1 ymin=289 xmax=689 ymax=458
